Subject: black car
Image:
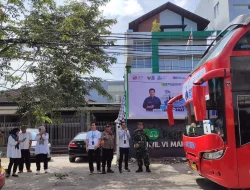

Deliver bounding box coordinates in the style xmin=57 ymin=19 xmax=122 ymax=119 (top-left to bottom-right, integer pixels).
xmin=68 ymin=132 xmax=88 ymax=162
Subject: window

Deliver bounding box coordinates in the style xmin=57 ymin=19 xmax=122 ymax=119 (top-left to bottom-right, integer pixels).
xmin=234 ymin=30 xmax=250 ymax=51
xmin=237 ymin=95 xmax=250 ymax=146
xmin=132 ymin=58 xmax=152 ymax=68
xmin=214 ymin=2 xmax=219 ymax=18
xmin=134 ymin=41 xmax=151 ymax=52
xmin=159 ymin=57 xmax=200 ymax=71
xmin=194 ymin=26 xmax=239 ymax=72
xmin=74 ymin=133 xmax=87 ymax=140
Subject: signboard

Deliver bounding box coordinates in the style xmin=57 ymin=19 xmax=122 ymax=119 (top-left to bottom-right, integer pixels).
xmin=128 ymin=73 xmax=188 ymax=119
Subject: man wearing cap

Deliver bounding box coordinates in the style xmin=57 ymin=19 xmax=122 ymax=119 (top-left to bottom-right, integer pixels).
xmin=101 ymin=124 xmax=115 ymax=174
xmin=133 ymin=122 xmax=152 ymax=173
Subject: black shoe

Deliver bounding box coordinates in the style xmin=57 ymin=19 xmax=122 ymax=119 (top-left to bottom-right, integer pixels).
xmin=12 ymin=174 xmax=19 ymax=177
xmin=119 ymin=169 xmax=122 ymax=173
xmin=5 ymin=173 xmax=10 ymax=178
xmin=146 ymin=166 xmax=151 ymax=173
xmin=125 ymin=168 xmax=130 ymax=172
xmin=107 ymin=169 xmax=114 ymax=173
xmin=102 ymin=170 xmax=106 ymax=174
xmin=136 ymin=167 xmax=143 ymax=173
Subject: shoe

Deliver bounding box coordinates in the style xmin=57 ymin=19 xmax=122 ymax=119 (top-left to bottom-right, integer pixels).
xmin=45 ymin=169 xmax=49 ymax=174
xmin=18 ymin=171 xmax=23 ymax=174
xmin=146 ymin=166 xmax=151 ymax=173
xmin=102 ymin=170 xmax=106 ymax=174
xmin=97 ymin=170 xmax=102 ymax=174
xmin=107 ymin=169 xmax=114 ymax=173
xmin=136 ymin=167 xmax=143 ymax=173
xmin=36 ymin=171 xmax=40 ymax=175
xmin=89 ymin=171 xmax=94 ymax=175
xmin=12 ymin=174 xmax=18 ymax=177
xmin=119 ymin=169 xmax=122 ymax=173
xmin=27 ymin=170 xmax=32 ymax=173
xmin=5 ymin=173 xmax=10 ymax=178
xmin=125 ymin=168 xmax=130 ymax=172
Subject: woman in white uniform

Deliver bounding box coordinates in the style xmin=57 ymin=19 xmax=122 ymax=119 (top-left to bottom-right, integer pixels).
xmin=6 ymin=128 xmax=24 ymax=177
xmin=35 ymin=126 xmax=50 ymax=174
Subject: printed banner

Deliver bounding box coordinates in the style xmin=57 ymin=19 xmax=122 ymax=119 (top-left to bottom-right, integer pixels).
xmin=128 ymin=73 xmax=188 ymax=119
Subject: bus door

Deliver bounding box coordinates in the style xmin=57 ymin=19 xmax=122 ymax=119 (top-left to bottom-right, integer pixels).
xmin=231 ymin=54 xmax=250 ymax=188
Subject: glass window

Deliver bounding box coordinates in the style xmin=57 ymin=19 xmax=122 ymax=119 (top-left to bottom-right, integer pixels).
xmin=179 ymin=59 xmax=186 ymax=70
xmin=185 ymin=59 xmax=192 ymax=71
xmin=172 ymin=59 xmax=179 ymax=70
xmin=134 ymin=41 xmax=151 ymax=52
xmin=132 ymin=58 xmax=152 ymax=68
xmin=234 ymin=30 xmax=250 ymax=51
xmin=74 ymin=133 xmax=87 ymax=140
xmin=237 ymin=95 xmax=250 ymax=145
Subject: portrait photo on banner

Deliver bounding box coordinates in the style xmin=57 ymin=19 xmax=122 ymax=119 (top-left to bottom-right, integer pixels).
xmin=128 ymin=73 xmax=188 ymax=119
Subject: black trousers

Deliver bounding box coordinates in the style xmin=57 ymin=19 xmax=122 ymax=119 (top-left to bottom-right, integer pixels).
xmin=19 ymin=149 xmax=31 ymax=171
xmin=36 ymin=154 xmax=48 ymax=171
xmin=88 ymin=148 xmax=101 ymax=172
xmin=119 ymin=147 xmax=129 ymax=170
xmin=102 ymin=148 xmax=114 ymax=170
xmin=7 ymin=158 xmax=19 ymax=174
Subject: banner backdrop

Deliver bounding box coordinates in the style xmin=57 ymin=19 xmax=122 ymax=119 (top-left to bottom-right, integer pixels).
xmin=128 ymin=73 xmax=188 ymax=119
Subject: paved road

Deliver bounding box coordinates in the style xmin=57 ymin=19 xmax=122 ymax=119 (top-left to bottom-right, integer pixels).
xmin=1 ymin=155 xmax=227 ymax=190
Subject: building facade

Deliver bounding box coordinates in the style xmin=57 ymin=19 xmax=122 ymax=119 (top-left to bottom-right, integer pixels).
xmin=195 ymin=0 xmax=250 ymax=30
xmin=124 ymin=2 xmax=218 ymax=157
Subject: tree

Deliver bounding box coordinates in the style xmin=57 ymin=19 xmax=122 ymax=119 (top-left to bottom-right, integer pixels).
xmin=0 ymin=0 xmax=117 ymax=126
xmin=151 ymin=20 xmax=161 ymax=32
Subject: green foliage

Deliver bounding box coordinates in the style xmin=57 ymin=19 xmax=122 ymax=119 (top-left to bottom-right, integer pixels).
xmin=151 ymin=20 xmax=161 ymax=32
xmin=0 ymin=0 xmax=117 ymax=124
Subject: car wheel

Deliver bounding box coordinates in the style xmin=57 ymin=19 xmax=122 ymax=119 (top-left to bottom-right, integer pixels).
xmin=69 ymin=157 xmax=76 ymax=163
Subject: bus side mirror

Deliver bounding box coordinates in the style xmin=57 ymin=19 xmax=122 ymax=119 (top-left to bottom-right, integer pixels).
xmin=167 ymin=104 xmax=174 ymax=126
xmin=192 ymin=85 xmax=206 ymax=121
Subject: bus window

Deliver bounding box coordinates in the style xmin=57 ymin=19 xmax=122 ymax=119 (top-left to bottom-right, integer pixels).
xmin=234 ymin=30 xmax=250 ymax=51
xmin=237 ymin=95 xmax=250 ymax=146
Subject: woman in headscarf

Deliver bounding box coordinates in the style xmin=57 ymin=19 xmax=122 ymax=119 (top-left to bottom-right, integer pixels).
xmin=6 ymin=128 xmax=24 ymax=177
xmin=35 ymin=126 xmax=50 ymax=174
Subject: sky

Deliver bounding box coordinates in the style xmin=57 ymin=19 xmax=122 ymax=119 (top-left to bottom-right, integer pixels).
xmin=94 ymin=0 xmax=201 ymax=81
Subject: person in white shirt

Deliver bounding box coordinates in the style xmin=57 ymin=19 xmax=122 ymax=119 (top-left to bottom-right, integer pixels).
xmin=118 ymin=121 xmax=131 ymax=173
xmin=6 ymin=128 xmax=24 ymax=177
xmin=18 ymin=125 xmax=32 ymax=173
xmin=85 ymin=122 xmax=101 ymax=175
xmin=35 ymin=126 xmax=50 ymax=174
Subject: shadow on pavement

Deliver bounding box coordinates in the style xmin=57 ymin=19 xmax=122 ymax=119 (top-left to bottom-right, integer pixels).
xmin=196 ymin=178 xmax=227 ymax=190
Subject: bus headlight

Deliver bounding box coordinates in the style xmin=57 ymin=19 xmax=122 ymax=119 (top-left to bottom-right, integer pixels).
xmin=202 ymin=150 xmax=225 ymax=160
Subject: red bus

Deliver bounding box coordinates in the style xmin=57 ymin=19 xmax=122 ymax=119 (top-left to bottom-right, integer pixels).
xmin=167 ymin=14 xmax=250 ymax=189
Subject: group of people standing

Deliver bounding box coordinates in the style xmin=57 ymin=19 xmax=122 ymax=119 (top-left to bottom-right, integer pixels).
xmin=6 ymin=125 xmax=50 ymax=177
xmin=86 ymin=121 xmax=152 ymax=175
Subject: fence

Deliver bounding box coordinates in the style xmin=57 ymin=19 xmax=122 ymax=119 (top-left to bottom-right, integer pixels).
xmin=0 ymin=120 xmax=116 ymax=147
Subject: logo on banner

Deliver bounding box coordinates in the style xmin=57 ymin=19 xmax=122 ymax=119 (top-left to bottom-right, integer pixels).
xmin=145 ymin=128 xmax=160 ymax=140
xmin=132 ymin=76 xmax=143 ymax=80
xmin=147 ymin=76 xmax=155 ymax=80
xmin=161 ymin=83 xmax=182 ymax=87
xmin=173 ymin=76 xmax=186 ymax=79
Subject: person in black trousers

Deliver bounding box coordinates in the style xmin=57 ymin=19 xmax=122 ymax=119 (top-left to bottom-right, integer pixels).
xmin=86 ymin=122 xmax=101 ymax=175
xmin=118 ymin=121 xmax=131 ymax=173
xmin=18 ymin=125 xmax=32 ymax=173
xmin=101 ymin=124 xmax=115 ymax=174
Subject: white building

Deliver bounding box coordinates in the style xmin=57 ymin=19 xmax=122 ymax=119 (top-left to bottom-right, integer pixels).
xmin=195 ymin=0 xmax=250 ymax=30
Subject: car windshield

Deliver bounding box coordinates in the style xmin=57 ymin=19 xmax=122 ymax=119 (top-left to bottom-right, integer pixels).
xmin=74 ymin=133 xmax=87 ymax=140
xmin=28 ymin=130 xmax=39 ymax=140
xmin=193 ymin=26 xmax=239 ymax=72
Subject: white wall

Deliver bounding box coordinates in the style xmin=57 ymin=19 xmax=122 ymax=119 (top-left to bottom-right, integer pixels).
xmin=160 ymin=9 xmax=182 ymax=25
xmin=160 ymin=9 xmax=198 ymax=31
xmin=184 ymin=18 xmax=197 ymax=31
xmin=195 ymin=0 xmax=215 ymax=30
xmin=195 ymin=0 xmax=250 ymax=30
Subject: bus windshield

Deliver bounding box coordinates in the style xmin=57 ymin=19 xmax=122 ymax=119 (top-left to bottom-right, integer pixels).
xmin=185 ymin=78 xmax=226 ymax=141
xmin=193 ymin=26 xmax=239 ymax=72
